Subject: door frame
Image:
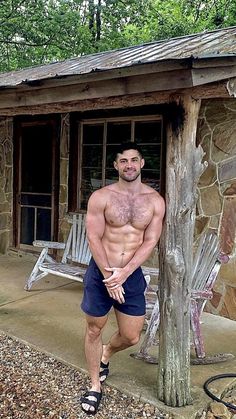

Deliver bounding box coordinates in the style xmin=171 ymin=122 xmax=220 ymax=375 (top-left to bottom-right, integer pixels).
xmin=13 ymin=115 xmax=60 ymax=250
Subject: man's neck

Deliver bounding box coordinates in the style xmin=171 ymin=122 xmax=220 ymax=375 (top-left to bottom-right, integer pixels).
xmin=117 ymin=177 xmax=143 ymax=194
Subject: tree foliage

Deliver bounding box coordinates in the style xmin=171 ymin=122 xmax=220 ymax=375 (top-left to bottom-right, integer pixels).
xmin=0 ymin=0 xmax=235 ymax=72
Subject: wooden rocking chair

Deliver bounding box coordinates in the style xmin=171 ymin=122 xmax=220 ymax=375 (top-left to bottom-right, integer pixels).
xmin=131 ymin=229 xmax=231 ymax=364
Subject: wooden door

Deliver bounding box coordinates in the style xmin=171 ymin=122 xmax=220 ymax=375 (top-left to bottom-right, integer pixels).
xmin=14 ymin=118 xmax=59 ymax=250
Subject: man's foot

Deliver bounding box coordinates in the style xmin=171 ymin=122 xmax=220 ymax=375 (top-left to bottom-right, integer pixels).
xmin=80 ymin=390 xmax=102 ymax=415
xmin=99 ymin=360 xmax=109 ymax=383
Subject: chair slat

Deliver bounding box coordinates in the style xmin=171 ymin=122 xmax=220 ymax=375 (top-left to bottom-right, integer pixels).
xmin=75 ymin=214 xmax=83 ymax=261
xmin=62 ymin=227 xmax=73 ymax=263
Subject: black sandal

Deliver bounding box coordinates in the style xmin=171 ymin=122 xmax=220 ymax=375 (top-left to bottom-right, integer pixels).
xmin=80 ymin=390 xmax=102 ymax=415
xmin=99 ymin=361 xmax=109 ymax=383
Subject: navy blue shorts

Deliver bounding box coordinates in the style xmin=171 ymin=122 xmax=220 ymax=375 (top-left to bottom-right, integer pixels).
xmin=81 ymin=258 xmax=147 ymax=317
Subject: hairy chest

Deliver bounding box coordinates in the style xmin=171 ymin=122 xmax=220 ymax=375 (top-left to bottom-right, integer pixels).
xmin=105 ymin=195 xmax=153 ymax=228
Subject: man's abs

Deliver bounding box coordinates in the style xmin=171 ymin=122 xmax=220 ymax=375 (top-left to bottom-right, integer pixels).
xmin=102 ymin=224 xmax=144 ymax=268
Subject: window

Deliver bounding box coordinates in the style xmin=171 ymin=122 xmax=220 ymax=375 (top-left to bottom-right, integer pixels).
xmin=69 ymin=115 xmax=163 ymax=211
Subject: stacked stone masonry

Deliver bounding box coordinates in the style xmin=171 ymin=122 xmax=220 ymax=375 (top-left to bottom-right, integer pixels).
xmin=58 ymin=113 xmax=71 ymax=244
xmin=0 ymin=117 xmax=13 ymax=254
xmin=196 ymin=99 xmax=236 ymax=320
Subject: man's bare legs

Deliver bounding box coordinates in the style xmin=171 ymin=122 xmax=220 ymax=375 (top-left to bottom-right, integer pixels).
xmin=101 ymin=310 xmax=145 ymax=365
xmin=82 ymin=314 xmax=108 ymax=413
xmin=82 ymin=311 xmax=144 ymax=413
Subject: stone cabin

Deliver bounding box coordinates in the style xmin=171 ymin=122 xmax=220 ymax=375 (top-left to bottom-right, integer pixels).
xmin=0 ymin=26 xmax=235 ymax=320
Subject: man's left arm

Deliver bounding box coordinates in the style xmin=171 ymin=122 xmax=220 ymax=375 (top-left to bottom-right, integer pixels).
xmin=104 ymin=195 xmax=165 ymax=289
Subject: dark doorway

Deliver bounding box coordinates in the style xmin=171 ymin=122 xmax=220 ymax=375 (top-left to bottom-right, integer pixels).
xmin=14 ymin=118 xmax=59 ymax=250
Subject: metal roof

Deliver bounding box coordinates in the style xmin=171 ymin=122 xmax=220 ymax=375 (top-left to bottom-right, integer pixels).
xmin=1 ymin=26 xmax=236 ymax=88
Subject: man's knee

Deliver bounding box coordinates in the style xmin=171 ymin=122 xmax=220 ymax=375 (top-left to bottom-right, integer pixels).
xmin=86 ymin=325 xmax=102 ymax=340
xmin=122 ymin=332 xmax=141 ymax=346
xmin=86 ymin=314 xmax=107 ymax=340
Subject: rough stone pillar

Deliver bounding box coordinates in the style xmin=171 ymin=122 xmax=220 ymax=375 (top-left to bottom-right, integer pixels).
xmin=58 ymin=113 xmax=70 ymax=243
xmin=0 ymin=117 xmax=13 ymax=254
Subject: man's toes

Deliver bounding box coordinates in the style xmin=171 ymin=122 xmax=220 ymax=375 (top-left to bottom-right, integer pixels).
xmin=81 ymin=402 xmax=95 ymax=412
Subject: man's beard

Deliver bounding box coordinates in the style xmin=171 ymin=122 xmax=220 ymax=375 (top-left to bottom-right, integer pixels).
xmin=119 ymin=171 xmax=141 ymax=182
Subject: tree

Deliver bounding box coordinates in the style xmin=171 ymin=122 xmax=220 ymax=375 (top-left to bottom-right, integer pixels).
xmin=0 ymin=0 xmax=235 ymax=72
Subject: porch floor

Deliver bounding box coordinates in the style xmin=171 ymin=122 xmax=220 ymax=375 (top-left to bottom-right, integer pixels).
xmin=0 ymin=252 xmax=236 ymax=419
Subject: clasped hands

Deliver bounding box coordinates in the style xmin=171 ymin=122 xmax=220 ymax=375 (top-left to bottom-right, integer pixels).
xmin=103 ymin=267 xmax=127 ymax=304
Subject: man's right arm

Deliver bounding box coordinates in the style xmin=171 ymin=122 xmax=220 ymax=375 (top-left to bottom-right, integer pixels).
xmin=86 ymin=190 xmax=125 ymax=304
xmin=86 ymin=189 xmax=110 ymax=279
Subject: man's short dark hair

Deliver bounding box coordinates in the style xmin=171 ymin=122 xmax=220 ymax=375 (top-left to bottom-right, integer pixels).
xmin=115 ymin=142 xmax=143 ymax=160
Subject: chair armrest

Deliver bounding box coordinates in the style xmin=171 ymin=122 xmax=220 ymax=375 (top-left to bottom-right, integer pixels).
xmin=219 ymin=253 xmax=230 ymax=264
xmin=33 ymin=240 xmax=66 ymax=249
xmin=191 ymin=290 xmax=213 ymax=299
xmin=141 ymin=266 xmax=159 ymax=276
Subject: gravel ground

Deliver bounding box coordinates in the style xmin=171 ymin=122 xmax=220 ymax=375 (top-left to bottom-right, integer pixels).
xmin=0 ymin=332 xmax=172 ymax=419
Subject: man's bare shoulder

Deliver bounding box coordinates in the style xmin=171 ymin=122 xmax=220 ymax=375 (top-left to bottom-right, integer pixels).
xmin=89 ymin=183 xmax=118 ymax=201
xmin=141 ymin=184 xmax=165 ymax=213
xmin=141 ymin=183 xmax=163 ymax=198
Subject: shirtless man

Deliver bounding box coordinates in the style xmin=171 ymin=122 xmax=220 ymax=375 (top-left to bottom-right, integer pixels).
xmin=80 ymin=142 xmax=165 ymax=414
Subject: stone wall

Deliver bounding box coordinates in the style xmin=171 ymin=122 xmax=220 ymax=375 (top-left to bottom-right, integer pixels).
xmin=0 ymin=118 xmax=13 ymax=254
xmin=58 ymin=113 xmax=71 ymax=243
xmin=196 ymin=99 xmax=236 ymax=320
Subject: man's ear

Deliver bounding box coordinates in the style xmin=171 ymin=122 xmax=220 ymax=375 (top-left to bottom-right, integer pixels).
xmin=113 ymin=160 xmax=118 ymax=171
xmin=141 ymin=158 xmax=145 ymax=168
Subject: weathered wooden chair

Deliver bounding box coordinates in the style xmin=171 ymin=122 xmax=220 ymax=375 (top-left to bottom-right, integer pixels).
xmin=131 ymin=229 xmax=230 ymax=364
xmin=25 ymin=213 xmax=91 ymax=290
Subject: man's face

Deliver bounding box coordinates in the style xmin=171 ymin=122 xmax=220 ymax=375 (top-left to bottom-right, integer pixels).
xmin=114 ymin=149 xmax=144 ymax=182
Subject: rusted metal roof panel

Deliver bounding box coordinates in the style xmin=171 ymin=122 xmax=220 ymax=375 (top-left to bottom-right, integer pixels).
xmin=0 ymin=26 xmax=236 ymax=88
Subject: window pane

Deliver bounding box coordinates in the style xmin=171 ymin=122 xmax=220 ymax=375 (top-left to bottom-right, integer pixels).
xmin=83 ymin=124 xmax=103 ymax=144
xmin=80 ymin=169 xmax=93 ymax=209
xmin=81 ymin=169 xmax=95 ymax=191
xmin=21 ymin=193 xmax=51 ymax=207
xmin=82 ymin=144 xmax=103 ymax=167
xmin=80 ymin=168 xmax=102 ymax=211
xmin=36 ymin=208 xmax=51 ymax=241
xmin=106 ymin=144 xmax=118 ymax=168
xmin=142 ymin=170 xmax=160 ymax=191
xmin=135 ymin=121 xmax=162 ymax=192
xmin=81 ymin=168 xmax=102 ymax=192
xmin=21 ymin=207 xmax=34 ymax=244
xmin=107 ymin=122 xmax=131 ymax=144
xmin=105 ymin=169 xmax=118 ymax=185
xmin=135 ymin=120 xmax=162 ymax=144
xmin=80 ymin=124 xmax=104 ymax=210
xmin=80 ymin=188 xmax=92 ymax=210
xmin=21 ymin=125 xmax=52 ymax=193
xmin=141 ymin=144 xmax=161 ymax=171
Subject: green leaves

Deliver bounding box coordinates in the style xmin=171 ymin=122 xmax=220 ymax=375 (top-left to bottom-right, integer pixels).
xmin=0 ymin=0 xmax=235 ymax=72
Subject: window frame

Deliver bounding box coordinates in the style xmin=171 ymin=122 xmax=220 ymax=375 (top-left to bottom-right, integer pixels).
xmin=69 ymin=114 xmax=163 ymax=213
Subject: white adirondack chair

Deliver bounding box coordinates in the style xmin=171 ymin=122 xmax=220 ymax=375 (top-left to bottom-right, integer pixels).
xmin=131 ymin=229 xmax=229 ymax=363
xmin=25 ymin=214 xmax=91 ymax=290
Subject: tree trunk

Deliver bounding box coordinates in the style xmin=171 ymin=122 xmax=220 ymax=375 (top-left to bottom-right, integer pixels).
xmin=88 ymin=0 xmax=95 ymax=42
xmin=96 ymin=0 xmax=101 ymax=42
xmin=157 ymin=95 xmax=205 ymax=406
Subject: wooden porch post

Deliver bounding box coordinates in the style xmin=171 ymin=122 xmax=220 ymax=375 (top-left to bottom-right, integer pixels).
xmin=157 ymin=95 xmax=205 ymax=406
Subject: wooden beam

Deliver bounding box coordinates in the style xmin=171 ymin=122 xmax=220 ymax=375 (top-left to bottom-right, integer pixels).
xmin=192 ymin=66 xmax=236 ymax=86
xmin=0 ymin=80 xmax=232 ymax=117
xmin=227 ymin=77 xmax=236 ymax=97
xmin=192 ymin=56 xmax=236 ymax=68
xmin=0 ymin=59 xmax=191 ymax=90
xmin=0 ymin=70 xmax=193 ymax=110
xmin=157 ymin=95 xmax=206 ymax=407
